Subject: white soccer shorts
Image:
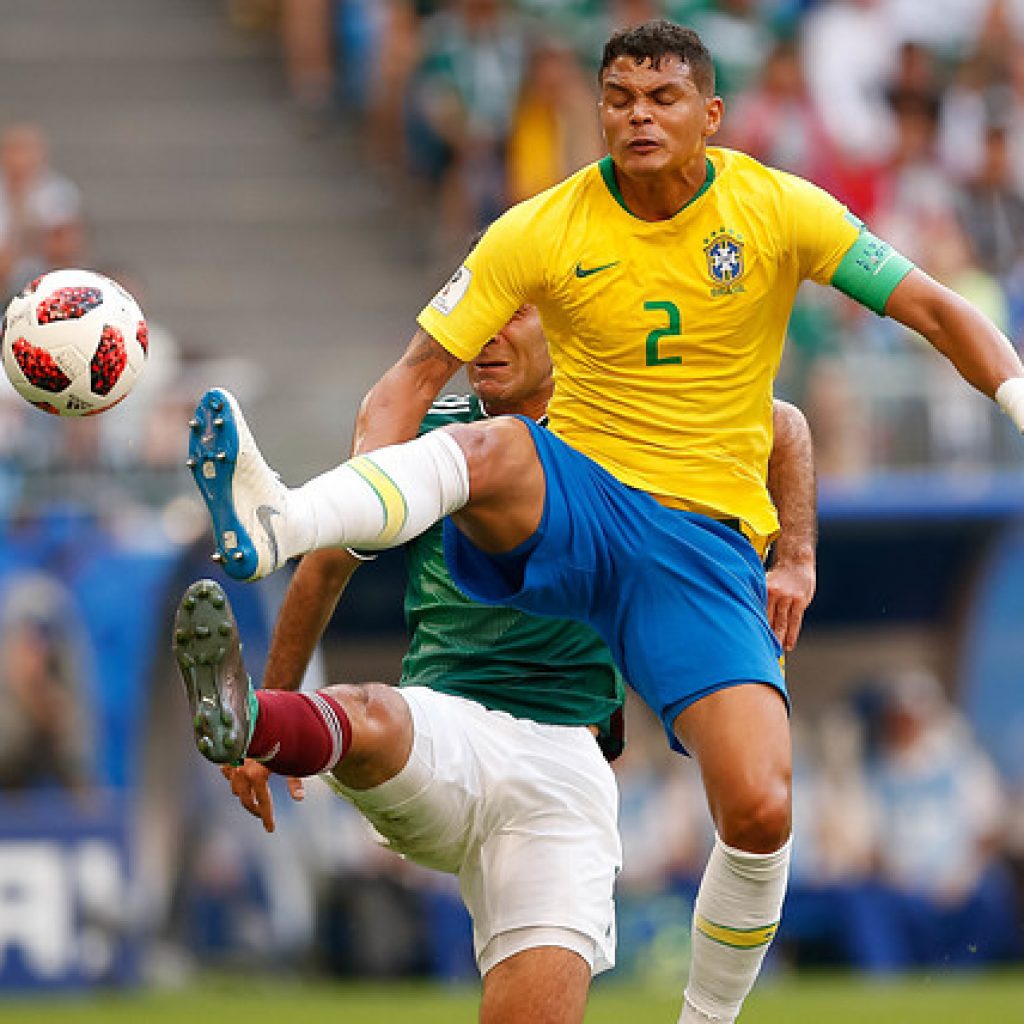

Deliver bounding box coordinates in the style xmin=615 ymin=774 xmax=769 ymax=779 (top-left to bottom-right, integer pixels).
xmin=322 ymin=686 xmax=621 ymax=975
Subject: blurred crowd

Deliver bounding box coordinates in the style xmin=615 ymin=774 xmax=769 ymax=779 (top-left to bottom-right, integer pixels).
xmin=0 ymin=118 xmax=211 ymax=530
xmin=613 ymin=668 xmax=1024 ymax=975
xmin=241 ymin=0 xmax=1024 ymax=474
xmin=4 ymin=0 xmax=1024 ymax=506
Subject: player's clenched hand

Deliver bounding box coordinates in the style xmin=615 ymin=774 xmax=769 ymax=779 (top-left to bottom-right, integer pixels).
xmin=221 ymin=760 xmax=276 ymax=833
xmin=766 ymin=560 xmax=815 ymax=652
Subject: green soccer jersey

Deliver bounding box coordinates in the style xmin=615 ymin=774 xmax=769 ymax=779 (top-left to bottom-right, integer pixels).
xmin=399 ymin=394 xmax=625 ymax=757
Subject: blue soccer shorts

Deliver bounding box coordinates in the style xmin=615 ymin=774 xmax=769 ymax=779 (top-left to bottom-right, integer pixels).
xmin=442 ymin=417 xmax=788 ymax=752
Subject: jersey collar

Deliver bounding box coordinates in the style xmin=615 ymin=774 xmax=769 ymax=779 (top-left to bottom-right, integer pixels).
xmin=598 ymin=154 xmax=715 ymax=220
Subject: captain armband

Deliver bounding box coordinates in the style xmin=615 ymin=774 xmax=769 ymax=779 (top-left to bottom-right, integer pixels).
xmin=830 ymin=230 xmax=915 ymax=316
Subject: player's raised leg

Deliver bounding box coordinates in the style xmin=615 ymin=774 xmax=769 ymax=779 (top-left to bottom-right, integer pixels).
xmin=173 ymin=578 xmax=412 ymax=805
xmin=173 ymin=577 xmax=255 ymax=763
xmin=187 ymin=387 xmax=547 ymax=582
xmin=174 ymin=577 xmax=349 ymax=775
xmin=188 ymin=387 xmax=473 ymax=581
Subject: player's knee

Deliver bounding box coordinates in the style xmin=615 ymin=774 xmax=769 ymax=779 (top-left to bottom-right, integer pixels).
xmin=444 ymin=419 xmax=534 ymax=497
xmin=717 ymin=774 xmax=792 ymax=853
xmin=320 ymin=682 xmax=407 ymax=754
xmin=320 ymin=682 xmax=414 ymax=788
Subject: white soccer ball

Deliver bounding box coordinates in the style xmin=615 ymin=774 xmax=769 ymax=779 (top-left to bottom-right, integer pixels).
xmin=1 ymin=268 xmax=147 ymax=416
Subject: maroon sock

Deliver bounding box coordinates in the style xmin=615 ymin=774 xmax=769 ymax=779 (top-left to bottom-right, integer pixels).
xmin=247 ymin=690 xmax=351 ymax=776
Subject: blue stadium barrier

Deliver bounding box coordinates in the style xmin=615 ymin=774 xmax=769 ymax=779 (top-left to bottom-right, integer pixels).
xmin=0 ymin=790 xmax=135 ymax=990
xmin=0 ymin=509 xmax=274 ymax=991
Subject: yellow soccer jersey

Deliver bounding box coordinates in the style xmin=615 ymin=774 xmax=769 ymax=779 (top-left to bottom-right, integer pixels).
xmin=418 ymin=147 xmax=864 ymax=540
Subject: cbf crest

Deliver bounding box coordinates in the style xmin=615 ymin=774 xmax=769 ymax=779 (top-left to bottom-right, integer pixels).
xmin=704 ymin=227 xmax=746 ymax=296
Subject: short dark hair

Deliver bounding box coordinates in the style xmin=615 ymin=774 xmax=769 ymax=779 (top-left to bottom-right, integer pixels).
xmin=599 ymin=20 xmax=715 ymax=96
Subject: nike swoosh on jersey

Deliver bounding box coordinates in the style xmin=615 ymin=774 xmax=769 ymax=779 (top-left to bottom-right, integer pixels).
xmin=575 ymin=260 xmax=620 ymax=278
xmin=256 ymin=504 xmax=281 ymax=570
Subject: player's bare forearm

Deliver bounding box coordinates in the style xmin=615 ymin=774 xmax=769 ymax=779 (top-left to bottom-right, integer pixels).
xmin=262 ymin=548 xmax=363 ymax=691
xmin=768 ymin=401 xmax=817 ymax=572
xmin=229 ymin=550 xmax=361 ymax=832
xmin=766 ymin=400 xmax=816 ymax=651
xmin=352 ymin=329 xmax=464 ymax=455
xmin=885 ymin=269 xmax=1024 ymax=397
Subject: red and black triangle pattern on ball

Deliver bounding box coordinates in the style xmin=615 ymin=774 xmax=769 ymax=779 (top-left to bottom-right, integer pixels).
xmin=90 ymin=325 xmax=127 ymax=395
xmin=36 ymin=286 xmax=103 ymax=324
xmin=137 ymin=321 xmax=149 ymax=355
xmin=12 ymin=337 xmax=72 ymax=392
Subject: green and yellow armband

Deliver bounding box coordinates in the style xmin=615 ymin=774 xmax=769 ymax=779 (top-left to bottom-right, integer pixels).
xmin=831 ymin=230 xmax=915 ymax=316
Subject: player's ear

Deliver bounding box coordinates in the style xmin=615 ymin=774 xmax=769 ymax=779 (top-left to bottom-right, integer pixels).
xmin=704 ymin=95 xmax=723 ymax=139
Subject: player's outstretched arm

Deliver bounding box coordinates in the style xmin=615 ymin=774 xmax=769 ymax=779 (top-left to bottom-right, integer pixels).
xmin=766 ymin=400 xmax=816 ymax=652
xmin=352 ymin=328 xmax=465 ymax=455
xmin=262 ymin=548 xmax=364 ymax=692
xmin=884 ymin=269 xmax=1024 ymax=413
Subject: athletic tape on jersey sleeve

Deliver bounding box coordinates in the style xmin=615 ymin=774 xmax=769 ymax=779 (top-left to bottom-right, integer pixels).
xmin=830 ymin=229 xmax=915 ymax=316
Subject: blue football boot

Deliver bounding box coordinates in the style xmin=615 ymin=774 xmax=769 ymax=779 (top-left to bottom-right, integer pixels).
xmin=188 ymin=387 xmax=285 ymax=581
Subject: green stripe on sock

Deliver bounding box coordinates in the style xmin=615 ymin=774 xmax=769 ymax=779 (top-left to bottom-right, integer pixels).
xmin=347 ymin=456 xmax=408 ymax=545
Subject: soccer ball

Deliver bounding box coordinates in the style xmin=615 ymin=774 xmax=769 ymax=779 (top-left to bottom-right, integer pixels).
xmin=1 ymin=268 xmax=147 ymax=416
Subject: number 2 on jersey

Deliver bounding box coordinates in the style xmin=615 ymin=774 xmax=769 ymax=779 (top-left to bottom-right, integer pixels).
xmin=644 ymin=300 xmax=682 ymax=366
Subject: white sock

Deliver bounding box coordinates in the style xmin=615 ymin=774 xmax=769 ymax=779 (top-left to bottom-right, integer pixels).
xmin=279 ymin=429 xmax=470 ymax=559
xmin=679 ymin=835 xmax=791 ymax=1024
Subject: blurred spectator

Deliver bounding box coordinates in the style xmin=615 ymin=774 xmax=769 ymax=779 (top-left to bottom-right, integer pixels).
xmin=1005 ymin=44 xmax=1024 ymax=194
xmin=719 ymin=40 xmax=837 ymax=185
xmin=801 ymin=0 xmax=898 ymax=165
xmin=791 ymin=709 xmax=876 ymax=886
xmin=957 ymin=121 xmax=1024 ymax=280
xmin=884 ymin=0 xmax=988 ymax=57
xmin=0 ymin=572 xmax=95 ymax=793
xmin=914 ymin=213 xmax=1008 ymax=467
xmin=691 ymin=0 xmax=776 ymax=100
xmin=0 ymin=122 xmax=83 ymax=299
xmin=362 ymin=2 xmax=424 ymax=173
xmin=801 ymin=355 xmax=873 ymax=478
xmin=937 ymin=52 xmax=1001 ymax=185
xmin=886 ymin=39 xmax=940 ymax=100
xmin=613 ymin=694 xmax=712 ymax=985
xmin=938 ymin=6 xmax=1024 ymax=184
xmin=280 ymin=0 xmax=337 ymax=129
xmin=408 ymin=0 xmax=527 ymax=253
xmin=506 ymin=39 xmax=603 ymax=203
xmin=515 ymin=0 xmax=677 ymax=79
xmin=873 ymin=89 xmax=954 ymax=260
xmin=782 ymin=709 xmax=884 ymax=969
xmin=864 ymin=669 xmax=1021 ymax=967
xmin=614 ymin=695 xmax=712 ymax=894
xmin=94 ymin=267 xmax=186 ymax=474
xmin=972 ymin=0 xmax=1024 ymax=77
xmin=170 ymin=773 xmax=319 ymax=971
